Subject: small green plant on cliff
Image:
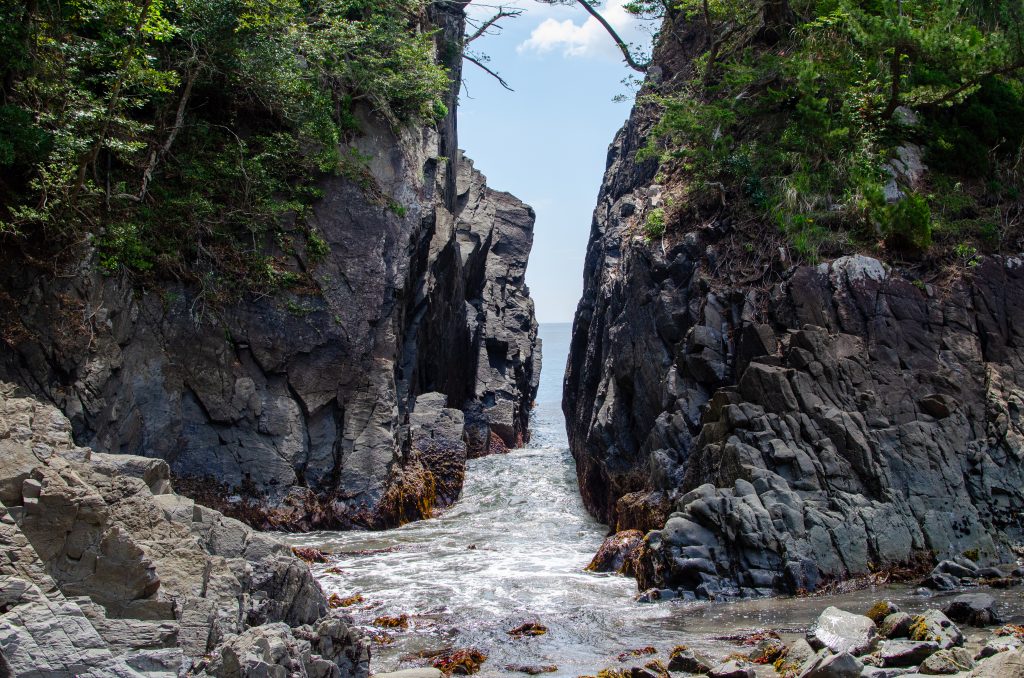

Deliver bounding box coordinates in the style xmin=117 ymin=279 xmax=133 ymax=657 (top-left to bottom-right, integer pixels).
xmin=880 ymin=193 xmax=933 ymax=253
xmin=644 ymin=207 xmax=667 ymax=240
xmin=640 ymin=0 xmax=1024 ymax=258
xmin=0 ymin=0 xmax=450 ymax=288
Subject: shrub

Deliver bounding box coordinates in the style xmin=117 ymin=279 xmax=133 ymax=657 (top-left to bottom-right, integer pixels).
xmin=644 ymin=208 xmax=666 ymax=239
xmin=882 ymin=194 xmax=932 ymax=253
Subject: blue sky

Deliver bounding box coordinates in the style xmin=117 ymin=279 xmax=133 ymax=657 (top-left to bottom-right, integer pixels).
xmin=458 ymin=1 xmax=654 ymax=323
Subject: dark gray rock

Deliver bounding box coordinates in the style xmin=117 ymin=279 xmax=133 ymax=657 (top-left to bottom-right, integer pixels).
xmin=409 ymin=392 xmax=468 ymax=508
xmin=708 ymin=659 xmax=756 ymax=678
xmin=667 ymin=645 xmax=714 ymax=673
xmin=943 ymin=594 xmax=1002 ymax=627
xmin=564 ymin=18 xmax=1024 ymax=595
xmin=455 ymin=156 xmax=540 ymax=453
xmin=920 ymin=573 xmax=961 ymax=591
xmin=0 ymin=5 xmax=538 ymax=533
xmin=798 ymin=650 xmax=863 ymax=678
xmin=878 ymin=640 xmax=940 ymax=667
xmin=935 ymin=561 xmax=978 ymax=580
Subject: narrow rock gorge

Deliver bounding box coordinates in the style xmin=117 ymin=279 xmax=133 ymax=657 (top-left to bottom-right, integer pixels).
xmin=0 ymin=3 xmax=539 ymax=532
xmin=565 ymin=12 xmax=1024 ymax=598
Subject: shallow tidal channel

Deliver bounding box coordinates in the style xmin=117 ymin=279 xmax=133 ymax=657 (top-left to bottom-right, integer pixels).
xmin=286 ymin=324 xmax=1024 ymax=676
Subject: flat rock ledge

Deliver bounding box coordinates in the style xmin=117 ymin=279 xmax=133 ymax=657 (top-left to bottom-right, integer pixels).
xmin=0 ymin=383 xmax=369 ymax=677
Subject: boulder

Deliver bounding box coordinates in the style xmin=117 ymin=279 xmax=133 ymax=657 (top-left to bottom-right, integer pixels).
xmin=809 ymin=607 xmax=878 ymax=655
xmin=0 ymin=385 xmax=368 ymax=677
xmin=942 ymin=594 xmax=1002 ymax=627
xmin=797 ymin=650 xmax=863 ymax=678
xmin=920 ymin=573 xmax=960 ymax=591
xmin=968 ymin=647 xmax=1024 ymax=677
xmin=880 ymin=613 xmax=916 ymax=639
xmin=786 ymin=638 xmax=818 ymax=667
xmin=909 ymin=611 xmax=964 ymax=650
xmin=878 ymin=640 xmax=940 ymax=667
xmin=867 ymin=602 xmax=902 ymax=625
xmin=708 ymin=659 xmax=756 ymax=678
xmin=976 ymin=633 xmax=1022 ymax=659
xmin=587 ymin=530 xmax=644 ymax=574
xmin=919 ymin=647 xmax=975 ymax=674
xmin=860 ymin=668 xmax=918 ymax=678
xmin=667 ymin=645 xmax=713 ymax=673
xmin=934 ymin=560 xmax=978 ymax=580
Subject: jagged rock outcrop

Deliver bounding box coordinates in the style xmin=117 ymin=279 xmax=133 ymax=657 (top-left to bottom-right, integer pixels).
xmin=0 ymin=383 xmax=368 ymax=677
xmin=456 ymin=154 xmax=541 ymax=456
xmin=0 ymin=3 xmax=538 ymax=531
xmin=565 ymin=42 xmax=1024 ymax=596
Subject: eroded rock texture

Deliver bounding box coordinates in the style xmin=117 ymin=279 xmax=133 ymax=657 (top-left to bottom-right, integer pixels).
xmin=0 ymin=4 xmax=538 ymax=530
xmin=565 ymin=93 xmax=1024 ymax=597
xmin=0 ymin=383 xmax=369 ymax=677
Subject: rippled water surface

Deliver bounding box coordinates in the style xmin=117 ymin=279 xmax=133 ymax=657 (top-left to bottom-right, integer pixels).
xmin=288 ymin=323 xmax=1024 ymax=676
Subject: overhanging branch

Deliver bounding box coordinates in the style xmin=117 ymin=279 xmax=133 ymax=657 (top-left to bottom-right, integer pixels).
xmin=464 ymin=54 xmax=514 ymax=91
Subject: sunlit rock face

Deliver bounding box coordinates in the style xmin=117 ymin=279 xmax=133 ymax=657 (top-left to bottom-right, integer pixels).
xmin=0 ymin=382 xmax=369 ymax=677
xmin=565 ymin=19 xmax=1024 ymax=597
xmin=0 ymin=3 xmax=538 ymax=531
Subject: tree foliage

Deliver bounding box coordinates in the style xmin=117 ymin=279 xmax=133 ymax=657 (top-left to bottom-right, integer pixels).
xmin=641 ymin=0 xmax=1024 ymax=260
xmin=0 ymin=0 xmax=451 ymax=285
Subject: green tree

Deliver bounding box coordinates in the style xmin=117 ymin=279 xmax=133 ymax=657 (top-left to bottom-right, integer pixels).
xmin=0 ymin=0 xmax=452 ymax=283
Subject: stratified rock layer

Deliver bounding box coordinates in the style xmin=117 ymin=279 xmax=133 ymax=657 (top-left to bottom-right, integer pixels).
xmin=0 ymin=383 xmax=368 ymax=677
xmin=565 ymin=87 xmax=1024 ymax=595
xmin=0 ymin=4 xmax=538 ymax=530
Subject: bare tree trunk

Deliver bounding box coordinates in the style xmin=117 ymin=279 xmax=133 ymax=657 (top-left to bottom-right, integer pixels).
xmin=138 ymin=59 xmax=198 ymax=201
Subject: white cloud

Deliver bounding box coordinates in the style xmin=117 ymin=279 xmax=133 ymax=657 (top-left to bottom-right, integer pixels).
xmin=515 ymin=0 xmax=646 ymax=62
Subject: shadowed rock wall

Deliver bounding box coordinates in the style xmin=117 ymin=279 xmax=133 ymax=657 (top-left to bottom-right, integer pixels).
xmin=565 ymin=41 xmax=1024 ymax=597
xmin=0 ymin=2 xmax=539 ymax=531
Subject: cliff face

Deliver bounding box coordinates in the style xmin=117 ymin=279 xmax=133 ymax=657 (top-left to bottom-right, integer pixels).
xmin=0 ymin=3 xmax=539 ymax=531
xmin=565 ymin=34 xmax=1024 ymax=596
xmin=0 ymin=383 xmax=368 ymax=677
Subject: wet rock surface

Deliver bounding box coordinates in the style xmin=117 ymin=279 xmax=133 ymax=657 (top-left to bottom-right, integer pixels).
xmin=565 ymin=75 xmax=1024 ymax=595
xmin=0 ymin=4 xmax=538 ymax=533
xmin=587 ymin=529 xmax=645 ymax=574
xmin=0 ymin=383 xmax=368 ymax=677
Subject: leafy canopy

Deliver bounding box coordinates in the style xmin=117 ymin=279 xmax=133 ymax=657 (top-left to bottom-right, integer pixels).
xmin=0 ymin=0 xmax=451 ymax=286
xmin=639 ymin=0 xmax=1024 ymax=260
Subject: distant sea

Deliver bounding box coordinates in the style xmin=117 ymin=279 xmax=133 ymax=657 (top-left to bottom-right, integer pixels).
xmin=531 ymin=322 xmax=573 ymax=448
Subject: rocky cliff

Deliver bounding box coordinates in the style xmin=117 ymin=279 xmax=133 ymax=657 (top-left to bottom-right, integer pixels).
xmin=0 ymin=382 xmax=368 ymax=677
xmin=565 ymin=24 xmax=1024 ymax=597
xmin=0 ymin=3 xmax=539 ymax=531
